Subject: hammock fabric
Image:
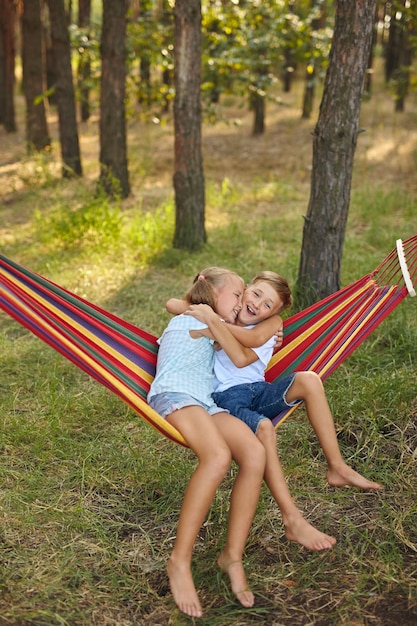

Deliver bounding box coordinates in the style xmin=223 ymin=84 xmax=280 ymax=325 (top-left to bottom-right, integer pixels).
xmin=1 ymin=236 xmax=416 ymax=447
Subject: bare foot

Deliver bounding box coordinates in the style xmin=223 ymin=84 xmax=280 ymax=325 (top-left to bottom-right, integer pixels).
xmin=284 ymin=514 xmax=337 ymax=551
xmin=327 ymin=463 xmax=382 ymax=491
xmin=167 ymin=556 xmax=203 ymax=618
xmin=217 ymin=552 xmax=255 ymax=608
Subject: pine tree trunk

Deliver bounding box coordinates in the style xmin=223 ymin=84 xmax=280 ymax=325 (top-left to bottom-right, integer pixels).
xmin=21 ymin=0 xmax=50 ymax=151
xmin=173 ymin=0 xmax=206 ymax=251
xmin=77 ymin=0 xmax=91 ymax=122
xmin=0 ymin=0 xmax=17 ymax=132
xmin=297 ymin=0 xmax=377 ymax=306
xmin=301 ymin=64 xmax=315 ymax=119
xmin=250 ymin=90 xmax=265 ymax=135
xmin=46 ymin=0 xmax=82 ymax=176
xmin=99 ymin=0 xmax=130 ymax=198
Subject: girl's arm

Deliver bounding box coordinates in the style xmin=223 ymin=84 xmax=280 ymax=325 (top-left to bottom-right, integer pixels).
xmin=167 ymin=298 xmax=282 ymax=348
xmin=166 ymin=298 xmax=188 ymax=315
xmin=187 ymin=305 xmax=258 ymax=368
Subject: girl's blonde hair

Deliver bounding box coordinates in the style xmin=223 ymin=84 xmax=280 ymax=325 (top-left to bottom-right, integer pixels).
xmin=184 ymin=267 xmax=243 ymax=312
xmin=248 ymin=271 xmax=293 ymax=311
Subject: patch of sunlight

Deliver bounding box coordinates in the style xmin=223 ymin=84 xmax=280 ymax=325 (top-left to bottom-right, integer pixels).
xmin=397 ymin=131 xmax=417 ymax=156
xmin=366 ymin=131 xmax=417 ymax=163
xmin=206 ymin=209 xmax=231 ymax=230
xmin=366 ymin=139 xmax=396 ymax=162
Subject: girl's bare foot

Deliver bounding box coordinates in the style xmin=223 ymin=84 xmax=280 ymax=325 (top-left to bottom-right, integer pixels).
xmin=284 ymin=515 xmax=336 ymax=551
xmin=167 ymin=556 xmax=203 ymax=618
xmin=217 ymin=552 xmax=255 ymax=608
xmin=327 ymin=464 xmax=382 ymax=490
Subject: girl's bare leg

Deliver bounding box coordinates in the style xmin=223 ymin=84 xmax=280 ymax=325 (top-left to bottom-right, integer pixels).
xmin=257 ymin=420 xmax=336 ymax=550
xmin=166 ymin=406 xmax=232 ymax=617
xmin=212 ymin=412 xmax=266 ymax=607
xmin=287 ymin=372 xmax=382 ymax=490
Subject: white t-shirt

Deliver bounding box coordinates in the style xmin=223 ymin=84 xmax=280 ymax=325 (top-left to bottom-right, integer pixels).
xmin=213 ymin=326 xmax=275 ymax=393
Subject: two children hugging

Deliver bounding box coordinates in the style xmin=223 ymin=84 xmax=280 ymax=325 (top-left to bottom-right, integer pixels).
xmin=149 ymin=267 xmax=382 ymax=618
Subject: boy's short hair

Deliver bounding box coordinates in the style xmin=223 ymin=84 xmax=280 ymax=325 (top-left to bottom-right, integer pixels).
xmin=248 ymin=271 xmax=293 ymax=311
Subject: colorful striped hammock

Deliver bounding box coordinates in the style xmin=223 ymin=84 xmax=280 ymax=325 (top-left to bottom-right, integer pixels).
xmin=1 ymin=236 xmax=416 ymax=447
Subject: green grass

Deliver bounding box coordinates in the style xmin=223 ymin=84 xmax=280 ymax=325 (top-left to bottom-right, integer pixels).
xmin=1 ymin=87 xmax=417 ymax=625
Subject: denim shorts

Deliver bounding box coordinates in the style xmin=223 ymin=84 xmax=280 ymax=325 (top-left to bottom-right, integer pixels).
xmin=213 ymin=375 xmax=300 ymax=435
xmin=148 ymin=392 xmax=228 ymax=419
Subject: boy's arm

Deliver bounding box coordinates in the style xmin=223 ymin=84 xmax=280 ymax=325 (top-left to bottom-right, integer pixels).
xmin=187 ymin=305 xmax=258 ymax=367
xmin=227 ymin=315 xmax=283 ymax=348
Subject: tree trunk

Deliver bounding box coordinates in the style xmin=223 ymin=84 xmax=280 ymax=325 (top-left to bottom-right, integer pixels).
xmin=160 ymin=0 xmax=174 ymax=114
xmin=364 ymin=4 xmax=378 ymax=97
xmin=0 ymin=0 xmax=17 ymax=132
xmin=301 ymin=1 xmax=324 ymax=120
xmin=250 ymin=88 xmax=265 ymax=135
xmin=282 ymin=49 xmax=294 ymax=93
xmin=173 ymin=0 xmax=206 ymax=251
xmin=99 ymin=0 xmax=130 ymax=198
xmin=77 ymin=0 xmax=91 ymax=122
xmin=46 ymin=0 xmax=82 ymax=176
xmin=21 ymin=0 xmax=50 ymax=151
xmin=394 ymin=1 xmax=412 ymax=113
xmin=136 ymin=0 xmax=152 ymax=107
xmin=301 ymin=63 xmax=315 ymax=119
xmin=296 ymin=0 xmax=376 ymax=306
xmin=385 ymin=3 xmax=401 ymax=83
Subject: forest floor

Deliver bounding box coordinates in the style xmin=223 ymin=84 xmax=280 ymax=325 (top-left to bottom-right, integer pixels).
xmin=2 ymin=72 xmax=417 ymax=222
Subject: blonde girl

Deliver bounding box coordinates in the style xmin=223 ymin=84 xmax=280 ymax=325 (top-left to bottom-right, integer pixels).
xmin=148 ymin=267 xmax=266 ymax=618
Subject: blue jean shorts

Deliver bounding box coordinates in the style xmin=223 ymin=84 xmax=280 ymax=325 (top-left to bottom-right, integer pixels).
xmin=213 ymin=375 xmax=300 ymax=435
xmin=148 ymin=392 xmax=228 ymax=419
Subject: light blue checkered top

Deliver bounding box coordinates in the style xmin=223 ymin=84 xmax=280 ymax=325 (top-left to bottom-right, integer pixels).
xmin=148 ymin=314 xmax=215 ymax=406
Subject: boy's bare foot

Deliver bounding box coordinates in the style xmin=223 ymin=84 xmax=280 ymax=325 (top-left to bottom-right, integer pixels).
xmin=326 ymin=464 xmax=382 ymax=490
xmin=284 ymin=514 xmax=336 ymax=551
xmin=167 ymin=556 xmax=203 ymax=618
xmin=218 ymin=552 xmax=255 ymax=608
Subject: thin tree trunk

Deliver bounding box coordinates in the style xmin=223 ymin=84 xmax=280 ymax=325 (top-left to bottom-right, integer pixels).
xmin=364 ymin=4 xmax=378 ymax=97
xmin=0 ymin=0 xmax=17 ymax=132
xmin=173 ymin=0 xmax=205 ymax=250
xmin=250 ymin=88 xmax=265 ymax=135
xmin=99 ymin=0 xmax=129 ymax=198
xmin=297 ymin=0 xmax=377 ymax=306
xmin=21 ymin=0 xmax=50 ymax=151
xmin=301 ymin=63 xmax=315 ymax=119
xmin=77 ymin=0 xmax=91 ymax=122
xmin=394 ymin=1 xmax=412 ymax=113
xmin=46 ymin=0 xmax=82 ymax=176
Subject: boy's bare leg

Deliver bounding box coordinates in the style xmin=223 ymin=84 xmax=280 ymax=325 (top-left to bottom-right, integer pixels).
xmin=166 ymin=407 xmax=232 ymax=617
xmin=257 ymin=420 xmax=337 ymax=551
xmin=213 ymin=413 xmax=266 ymax=607
xmin=287 ymin=372 xmax=382 ymax=491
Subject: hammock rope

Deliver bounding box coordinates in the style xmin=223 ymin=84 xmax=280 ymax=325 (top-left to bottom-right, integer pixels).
xmin=1 ymin=236 xmax=416 ymax=447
